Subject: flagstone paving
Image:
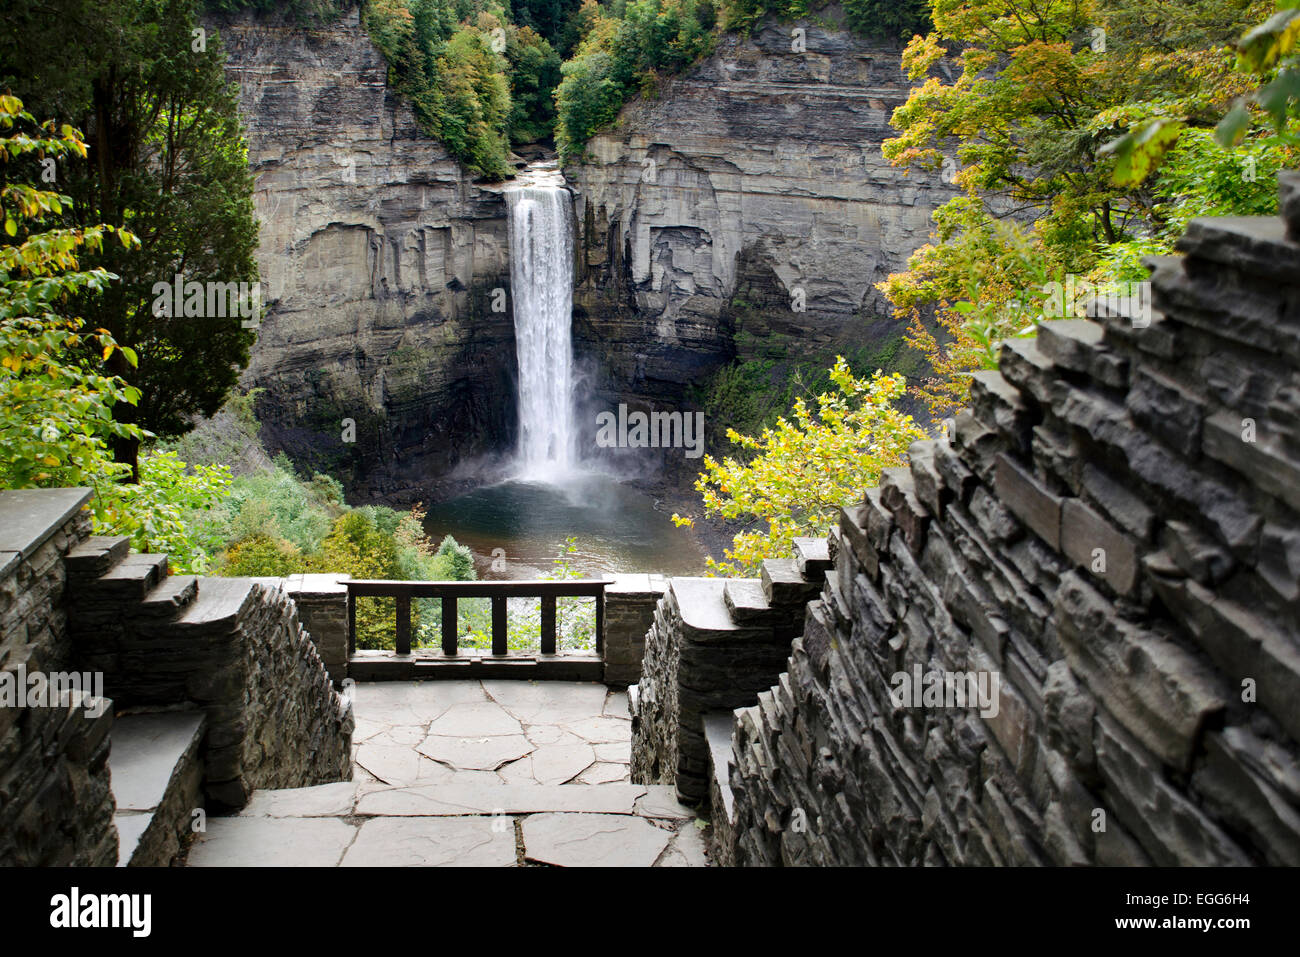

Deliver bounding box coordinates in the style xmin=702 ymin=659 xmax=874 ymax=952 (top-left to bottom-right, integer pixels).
xmin=186 ymin=680 xmax=710 ymax=867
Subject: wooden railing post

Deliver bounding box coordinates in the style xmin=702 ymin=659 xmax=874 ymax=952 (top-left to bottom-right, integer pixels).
xmin=491 ymin=596 xmax=507 ymax=656
xmin=595 ymin=591 xmax=605 ymax=656
xmin=395 ymin=594 xmax=411 ymax=656
xmin=442 ymin=597 xmax=457 ymax=656
xmin=347 ymin=590 xmax=356 ymax=656
xmin=540 ymin=595 xmax=557 ymax=656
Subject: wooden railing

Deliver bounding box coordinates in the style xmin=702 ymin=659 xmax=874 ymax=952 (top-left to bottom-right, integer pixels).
xmin=344 ymin=579 xmax=609 ymax=657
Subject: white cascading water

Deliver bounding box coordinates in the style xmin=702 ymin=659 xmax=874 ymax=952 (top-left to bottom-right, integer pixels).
xmin=505 ymin=167 xmax=575 ymax=480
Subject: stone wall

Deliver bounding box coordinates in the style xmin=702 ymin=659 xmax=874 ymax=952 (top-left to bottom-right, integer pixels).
xmin=632 ymin=556 xmax=823 ymax=805
xmin=709 ymin=176 xmax=1300 ymax=866
xmin=0 ymin=490 xmax=116 ymax=866
xmin=285 ymin=574 xmax=350 ymax=683
xmin=236 ymin=583 xmax=355 ymax=801
xmin=602 ymin=574 xmax=668 ymax=687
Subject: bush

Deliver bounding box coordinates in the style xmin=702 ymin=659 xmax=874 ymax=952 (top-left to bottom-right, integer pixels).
xmin=93 ymin=450 xmax=233 ymax=574
xmin=556 ymin=0 xmax=717 ymax=156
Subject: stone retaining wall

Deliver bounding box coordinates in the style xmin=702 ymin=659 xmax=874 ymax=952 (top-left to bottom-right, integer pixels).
xmin=285 ymin=574 xmax=350 ymax=683
xmin=0 ymin=490 xmax=116 ymax=866
xmin=715 ymin=176 xmax=1300 ymax=866
xmin=632 ymin=570 xmax=817 ymax=805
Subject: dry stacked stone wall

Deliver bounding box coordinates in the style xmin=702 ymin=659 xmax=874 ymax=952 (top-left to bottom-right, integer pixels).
xmin=0 ymin=490 xmax=116 ymax=866
xmin=713 ymin=177 xmax=1300 ymax=866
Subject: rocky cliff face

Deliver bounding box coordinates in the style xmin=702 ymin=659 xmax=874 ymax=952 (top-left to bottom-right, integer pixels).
xmin=210 ymin=5 xmax=515 ymax=498
xmin=566 ymin=13 xmax=954 ymax=428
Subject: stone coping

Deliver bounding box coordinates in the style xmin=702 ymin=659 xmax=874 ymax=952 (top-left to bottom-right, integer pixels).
xmin=0 ymin=487 xmax=91 ymax=564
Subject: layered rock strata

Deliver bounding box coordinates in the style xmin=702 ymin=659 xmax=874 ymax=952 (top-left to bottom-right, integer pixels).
xmin=567 ymin=12 xmax=953 ymax=450
xmin=209 ymin=5 xmax=514 ymax=496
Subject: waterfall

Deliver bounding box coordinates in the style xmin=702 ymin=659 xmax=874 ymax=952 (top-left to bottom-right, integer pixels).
xmin=505 ymin=173 xmax=575 ymax=480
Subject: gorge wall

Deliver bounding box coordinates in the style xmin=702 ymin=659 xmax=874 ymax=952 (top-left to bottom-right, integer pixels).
xmin=214 ymin=6 xmax=948 ymax=494
xmin=209 ymin=4 xmax=515 ymax=498
xmin=567 ymin=11 xmax=953 ymax=460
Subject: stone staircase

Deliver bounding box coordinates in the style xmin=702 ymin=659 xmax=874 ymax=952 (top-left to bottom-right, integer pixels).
xmin=631 ymin=537 xmax=834 ymax=817
xmin=61 ymin=534 xmax=352 ymax=865
xmin=109 ymin=712 xmax=205 ymax=866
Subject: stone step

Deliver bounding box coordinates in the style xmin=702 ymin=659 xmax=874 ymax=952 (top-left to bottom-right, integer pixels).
xmin=82 ymin=553 xmax=170 ymax=602
xmin=348 ymin=651 xmax=604 ymax=683
xmin=65 ymin=535 xmax=131 ymax=578
xmin=759 ymin=558 xmax=821 ymax=607
xmin=191 ymin=781 xmax=703 ymax=868
xmin=137 ymin=575 xmax=199 ymax=618
xmin=703 ymin=712 xmax=737 ymax=829
xmin=722 ymin=578 xmax=773 ymax=623
xmin=110 ymin=710 xmax=206 ymax=866
xmin=166 ymin=576 xmax=261 ymax=634
xmin=792 ymin=537 xmax=833 ymax=579
xmin=670 ymin=577 xmax=750 ymax=638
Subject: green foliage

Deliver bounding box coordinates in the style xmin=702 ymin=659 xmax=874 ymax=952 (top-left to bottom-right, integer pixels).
xmin=556 ymin=0 xmax=718 ymax=155
xmin=507 ymin=26 xmax=564 ymax=143
xmin=842 ymin=0 xmax=929 ymax=39
xmin=201 ymin=443 xmax=478 ymax=650
xmin=724 ymin=0 xmax=928 ymax=37
xmin=435 ymin=24 xmax=513 ymax=176
xmin=200 ymin=0 xmax=347 ymax=20
xmin=222 ymin=463 xmax=341 ymax=553
xmin=1105 ymin=1 xmax=1300 ymax=180
xmin=675 ymin=357 xmax=927 ymax=576
xmin=221 ymin=534 xmax=304 ymax=577
xmin=0 ymin=96 xmax=145 ymax=492
xmin=878 ymin=0 xmax=1288 ymax=414
xmin=1 ymin=0 xmax=261 ymax=474
xmin=93 ymin=450 xmax=233 ymax=574
xmin=363 ymin=0 xmax=545 ymax=177
xmin=228 ymin=0 xmax=343 ymax=16
xmin=434 ymin=534 xmax=476 ymax=580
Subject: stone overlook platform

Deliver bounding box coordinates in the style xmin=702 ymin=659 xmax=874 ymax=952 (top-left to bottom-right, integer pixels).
xmin=187 ymin=681 xmax=708 ymax=867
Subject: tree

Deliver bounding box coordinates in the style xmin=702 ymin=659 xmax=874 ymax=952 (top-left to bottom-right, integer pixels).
xmin=0 ymin=0 xmax=260 ymax=477
xmin=877 ymin=0 xmax=1265 ymax=414
xmin=673 ymin=358 xmax=927 ymax=576
xmin=842 ymin=0 xmax=930 ymax=40
xmin=506 ymin=24 xmax=562 ymax=144
xmin=0 ymin=94 xmax=144 ymax=493
xmin=1104 ymin=0 xmax=1300 ymax=184
xmin=437 ymin=24 xmax=514 ymax=177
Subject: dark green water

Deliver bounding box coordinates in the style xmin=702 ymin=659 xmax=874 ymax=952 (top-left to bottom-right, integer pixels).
xmin=421 ymin=472 xmax=708 ymax=579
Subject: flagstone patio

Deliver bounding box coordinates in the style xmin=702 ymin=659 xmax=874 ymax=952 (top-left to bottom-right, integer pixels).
xmin=185 ymin=680 xmax=710 ymax=867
